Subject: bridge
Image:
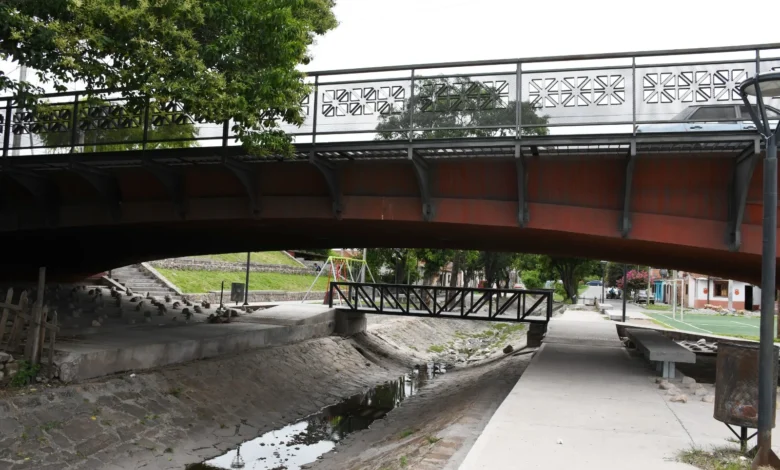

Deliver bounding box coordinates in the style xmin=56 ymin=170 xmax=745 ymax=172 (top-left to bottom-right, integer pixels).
xmin=1 ymin=43 xmax=780 ymax=281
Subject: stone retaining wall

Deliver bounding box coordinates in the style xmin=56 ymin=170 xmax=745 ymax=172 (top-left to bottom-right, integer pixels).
xmin=150 ymin=258 xmax=314 ymax=275
xmin=183 ymin=290 xmax=328 ymax=304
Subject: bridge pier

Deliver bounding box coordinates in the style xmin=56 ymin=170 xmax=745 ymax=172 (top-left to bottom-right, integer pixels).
xmin=527 ymin=322 xmax=548 ymax=348
xmin=334 ymin=311 xmax=366 ymax=336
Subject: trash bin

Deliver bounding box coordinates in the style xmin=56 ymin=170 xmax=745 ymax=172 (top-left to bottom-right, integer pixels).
xmin=714 ymin=341 xmax=778 ymax=428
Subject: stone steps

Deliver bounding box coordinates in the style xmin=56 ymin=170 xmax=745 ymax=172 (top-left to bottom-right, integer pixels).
xmin=110 ymin=265 xmax=181 ymax=300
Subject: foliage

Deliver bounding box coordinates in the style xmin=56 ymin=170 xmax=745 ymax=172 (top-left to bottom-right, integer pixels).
xmin=678 ymin=447 xmax=751 ymax=470
xmin=366 ymin=248 xmax=419 ymax=284
xmin=479 ymin=252 xmax=516 ymax=288
xmin=196 ymin=251 xmax=302 ymax=267
xmin=35 ymin=99 xmax=197 ymax=153
xmin=10 ymin=360 xmax=40 ymax=387
xmin=1 ymin=0 xmax=337 ymax=155
xmin=616 ymin=269 xmax=649 ymax=293
xmin=521 ymin=270 xmax=544 ymax=289
xmin=376 ymin=77 xmax=549 ymax=139
xmin=156 ymin=268 xmax=328 ymax=294
xmin=414 ymin=249 xmax=454 ymax=284
xmin=537 ymin=256 xmax=601 ymax=301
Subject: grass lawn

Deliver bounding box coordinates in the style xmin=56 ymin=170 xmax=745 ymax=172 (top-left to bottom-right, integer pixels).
xmin=157 ymin=268 xmax=329 ymax=293
xmin=644 ymin=310 xmax=775 ymax=341
xmin=195 ymin=251 xmax=301 ymax=267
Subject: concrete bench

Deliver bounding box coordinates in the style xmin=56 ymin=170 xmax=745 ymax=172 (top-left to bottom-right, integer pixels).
xmin=625 ymin=328 xmax=696 ymax=379
xmin=606 ymin=309 xmax=624 ymax=321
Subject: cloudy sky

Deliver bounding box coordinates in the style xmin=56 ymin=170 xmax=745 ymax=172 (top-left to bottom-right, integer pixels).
xmin=305 ymin=0 xmax=780 ymax=72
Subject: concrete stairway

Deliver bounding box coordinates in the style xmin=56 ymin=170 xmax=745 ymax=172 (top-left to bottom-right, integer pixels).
xmin=110 ymin=265 xmax=180 ymax=299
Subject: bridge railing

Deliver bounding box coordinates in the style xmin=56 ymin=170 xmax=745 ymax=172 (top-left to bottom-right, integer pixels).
xmin=2 ymin=43 xmax=780 ymax=156
xmin=328 ymin=281 xmax=554 ymax=324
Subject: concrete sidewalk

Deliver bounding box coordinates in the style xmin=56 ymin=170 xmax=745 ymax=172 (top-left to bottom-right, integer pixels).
xmin=458 ymin=310 xmax=753 ymax=470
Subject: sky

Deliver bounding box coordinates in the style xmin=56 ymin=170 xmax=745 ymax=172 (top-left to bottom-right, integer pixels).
xmin=3 ymin=0 xmax=779 ymax=89
xmin=304 ymin=0 xmax=780 ymax=72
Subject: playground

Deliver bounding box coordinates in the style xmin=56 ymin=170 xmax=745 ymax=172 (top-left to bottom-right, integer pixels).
xmin=644 ymin=310 xmax=775 ymax=340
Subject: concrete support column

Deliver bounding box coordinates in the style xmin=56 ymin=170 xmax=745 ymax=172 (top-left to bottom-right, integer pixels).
xmin=334 ymin=311 xmax=366 ymax=336
xmin=527 ymin=322 xmax=548 ymax=348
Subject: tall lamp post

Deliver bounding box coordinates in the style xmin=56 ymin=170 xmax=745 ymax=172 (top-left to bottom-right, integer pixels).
xmin=740 ymin=72 xmax=780 ymax=468
xmin=600 ymin=261 xmax=607 ymax=303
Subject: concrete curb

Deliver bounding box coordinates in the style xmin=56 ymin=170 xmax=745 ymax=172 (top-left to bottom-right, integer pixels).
xmin=282 ymin=250 xmax=308 ymax=267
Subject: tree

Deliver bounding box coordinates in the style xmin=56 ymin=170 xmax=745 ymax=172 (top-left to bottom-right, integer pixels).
xmin=35 ymin=99 xmax=198 ymax=152
xmin=449 ymin=250 xmax=479 ymax=289
xmin=479 ymin=252 xmax=516 ymax=288
xmin=1 ymin=0 xmax=337 ymax=155
xmin=376 ymin=77 xmax=549 ymax=140
xmin=536 ymin=256 xmax=600 ymax=301
xmin=414 ymin=249 xmax=454 ymax=286
xmin=366 ymin=248 xmax=418 ymax=285
xmin=616 ymin=269 xmax=649 ymax=294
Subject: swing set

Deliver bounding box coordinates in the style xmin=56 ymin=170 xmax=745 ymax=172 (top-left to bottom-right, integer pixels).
xmin=302 ymin=256 xmax=375 ymax=304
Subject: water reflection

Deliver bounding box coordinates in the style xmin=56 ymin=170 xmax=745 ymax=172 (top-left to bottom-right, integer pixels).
xmin=191 ymin=364 xmax=445 ymax=470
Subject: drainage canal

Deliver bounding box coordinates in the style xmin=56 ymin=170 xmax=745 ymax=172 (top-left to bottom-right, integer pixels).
xmin=189 ymin=363 xmax=446 ymax=470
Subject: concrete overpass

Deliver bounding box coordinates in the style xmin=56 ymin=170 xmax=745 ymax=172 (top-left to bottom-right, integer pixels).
xmin=1 ymin=43 xmax=779 ymax=281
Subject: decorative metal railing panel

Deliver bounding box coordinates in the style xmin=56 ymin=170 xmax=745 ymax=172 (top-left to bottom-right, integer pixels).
xmin=1 ymin=44 xmax=779 ymax=156
xmin=328 ymin=282 xmax=553 ymax=324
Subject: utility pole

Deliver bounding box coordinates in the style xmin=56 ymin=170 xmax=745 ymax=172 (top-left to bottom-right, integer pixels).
xmin=621 ymin=264 xmax=627 ymax=322
xmin=727 ymin=279 xmax=734 ymax=311
xmin=12 ymin=65 xmax=26 ymax=156
xmin=672 ymin=270 xmax=677 ymax=320
xmin=243 ymin=252 xmax=250 ymax=306
xmin=647 ymin=266 xmax=652 ymax=304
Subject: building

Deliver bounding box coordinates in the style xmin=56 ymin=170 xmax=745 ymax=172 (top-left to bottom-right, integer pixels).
xmin=658 ymin=272 xmax=761 ymax=311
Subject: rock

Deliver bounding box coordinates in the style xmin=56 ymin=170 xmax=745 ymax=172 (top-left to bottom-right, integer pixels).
xmin=6 ymin=362 xmax=19 ymax=376
xmin=666 ymin=387 xmax=680 ymax=396
xmin=91 ymin=320 xmax=101 ymax=327
xmin=0 ymin=352 xmax=11 ymax=364
xmin=670 ymin=394 xmax=688 ymax=403
xmin=194 ymin=305 xmax=203 ymax=314
xmin=697 ymin=338 xmax=707 ymax=345
xmin=682 ymin=376 xmax=696 ymax=387
xmin=165 ymin=294 xmax=172 ymax=303
xmin=694 ymin=387 xmax=708 ymax=396
xmin=172 ymin=302 xmax=181 ymax=309
xmin=702 ymin=395 xmax=715 ymax=403
xmin=503 ymin=345 xmax=514 ymax=354
xmin=659 ymin=380 xmax=674 ymax=390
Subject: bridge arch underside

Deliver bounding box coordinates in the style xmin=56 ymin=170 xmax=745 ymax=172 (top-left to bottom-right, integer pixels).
xmin=0 ymin=146 xmax=775 ymax=284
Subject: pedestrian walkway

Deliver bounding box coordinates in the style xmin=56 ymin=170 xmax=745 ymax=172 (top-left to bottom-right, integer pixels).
xmin=458 ymin=309 xmax=745 ymax=470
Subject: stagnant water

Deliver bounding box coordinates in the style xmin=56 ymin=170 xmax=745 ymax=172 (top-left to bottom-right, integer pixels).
xmin=188 ymin=363 xmax=446 ymax=470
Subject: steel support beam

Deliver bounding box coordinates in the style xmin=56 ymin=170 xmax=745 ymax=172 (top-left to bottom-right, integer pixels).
xmin=309 ymin=151 xmax=343 ymax=218
xmin=70 ymin=162 xmax=122 ymax=221
xmin=726 ymin=140 xmax=761 ymax=251
xmin=409 ymin=147 xmax=434 ymax=222
xmin=620 ymin=141 xmax=637 ymax=238
xmin=223 ymin=157 xmax=260 ymax=217
xmin=3 ymin=168 xmax=59 ymax=226
xmin=143 ymin=160 xmax=185 ymax=219
xmin=515 ymin=144 xmax=529 ymax=226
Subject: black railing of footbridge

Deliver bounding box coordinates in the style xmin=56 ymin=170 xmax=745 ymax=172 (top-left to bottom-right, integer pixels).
xmin=2 ymin=42 xmax=780 ymax=157
xmin=328 ymin=282 xmax=553 ymax=324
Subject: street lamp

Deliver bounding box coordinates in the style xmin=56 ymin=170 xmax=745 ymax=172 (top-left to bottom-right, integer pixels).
xmin=600 ymin=261 xmax=607 ymax=303
xmin=739 ymin=72 xmax=780 ymax=468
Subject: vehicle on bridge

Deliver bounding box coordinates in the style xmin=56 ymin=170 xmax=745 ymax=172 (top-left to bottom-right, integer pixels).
xmin=635 ymin=104 xmax=780 ymax=133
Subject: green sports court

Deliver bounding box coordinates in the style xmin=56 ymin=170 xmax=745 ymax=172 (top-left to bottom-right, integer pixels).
xmin=644 ymin=310 xmax=776 ymax=339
